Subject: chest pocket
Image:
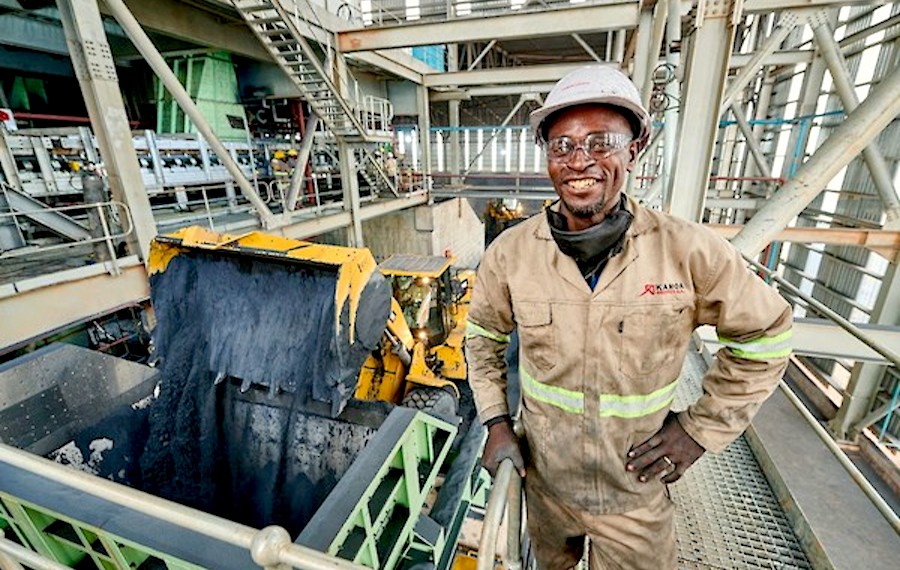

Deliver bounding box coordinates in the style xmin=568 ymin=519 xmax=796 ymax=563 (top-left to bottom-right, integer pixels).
xmin=620 ymin=302 xmax=694 ymax=382
xmin=516 ymin=302 xmax=557 ymax=372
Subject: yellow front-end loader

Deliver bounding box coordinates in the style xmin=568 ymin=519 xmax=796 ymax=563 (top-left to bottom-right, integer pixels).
xmin=356 ymin=254 xmax=475 ymax=416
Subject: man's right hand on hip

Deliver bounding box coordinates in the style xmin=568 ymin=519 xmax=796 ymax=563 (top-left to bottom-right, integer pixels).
xmin=482 ymin=419 xmax=527 ymax=478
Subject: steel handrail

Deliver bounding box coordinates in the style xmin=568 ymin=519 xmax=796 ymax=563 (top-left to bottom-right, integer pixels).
xmin=745 ymin=254 xmax=900 ymax=531
xmin=0 ymin=200 xmax=134 ymax=262
xmin=0 ymin=529 xmax=67 ymax=570
xmin=744 ymin=255 xmax=900 ymax=368
xmin=477 ymin=459 xmax=523 ymax=570
xmin=0 ymin=442 xmax=369 ymax=570
xmin=777 ymin=381 xmax=900 ymax=533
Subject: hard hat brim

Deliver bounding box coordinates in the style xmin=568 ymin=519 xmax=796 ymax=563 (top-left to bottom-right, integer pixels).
xmin=530 ymin=97 xmax=650 ymax=149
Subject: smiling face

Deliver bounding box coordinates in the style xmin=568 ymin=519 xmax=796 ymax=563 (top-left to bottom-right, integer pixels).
xmin=545 ymin=104 xmax=639 ymax=231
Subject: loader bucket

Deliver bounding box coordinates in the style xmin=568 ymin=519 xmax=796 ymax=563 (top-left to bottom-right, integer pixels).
xmin=139 ymin=226 xmax=393 ymax=532
xmin=147 ymin=226 xmax=391 ymax=416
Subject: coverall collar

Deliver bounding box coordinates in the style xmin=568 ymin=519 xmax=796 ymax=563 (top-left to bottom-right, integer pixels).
xmin=533 ymin=194 xmax=658 ymax=295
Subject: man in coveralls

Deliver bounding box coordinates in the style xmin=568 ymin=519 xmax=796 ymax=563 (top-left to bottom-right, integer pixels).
xmin=465 ymin=65 xmax=793 ymax=569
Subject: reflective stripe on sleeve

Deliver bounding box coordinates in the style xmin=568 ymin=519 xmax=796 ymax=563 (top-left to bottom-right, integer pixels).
xmin=598 ymin=379 xmax=678 ymax=419
xmin=520 ymin=366 xmax=584 ymax=414
xmin=465 ymin=321 xmax=510 ymax=343
xmin=718 ymin=329 xmax=792 ymax=360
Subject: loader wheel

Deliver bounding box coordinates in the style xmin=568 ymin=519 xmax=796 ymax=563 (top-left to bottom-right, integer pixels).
xmin=402 ymin=387 xmax=458 ymax=418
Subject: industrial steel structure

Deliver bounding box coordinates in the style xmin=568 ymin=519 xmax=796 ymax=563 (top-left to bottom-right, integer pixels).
xmin=0 ymin=0 xmax=898 ymax=568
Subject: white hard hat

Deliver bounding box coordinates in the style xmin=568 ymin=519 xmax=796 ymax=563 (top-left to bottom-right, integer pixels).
xmin=530 ymin=65 xmax=651 ymax=150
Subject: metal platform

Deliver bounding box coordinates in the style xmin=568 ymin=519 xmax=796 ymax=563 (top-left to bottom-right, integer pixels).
xmin=672 ymin=350 xmax=812 ymax=570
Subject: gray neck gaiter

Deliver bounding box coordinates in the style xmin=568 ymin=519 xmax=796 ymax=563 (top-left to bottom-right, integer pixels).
xmin=546 ymin=196 xmax=633 ymax=287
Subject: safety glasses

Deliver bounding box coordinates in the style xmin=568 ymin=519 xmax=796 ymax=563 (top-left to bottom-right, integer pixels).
xmin=545 ymin=132 xmax=632 ymax=163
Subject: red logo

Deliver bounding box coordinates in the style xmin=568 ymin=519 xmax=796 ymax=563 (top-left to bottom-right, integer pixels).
xmin=0 ymin=110 xmax=9 ymax=122
xmin=640 ymin=282 xmax=686 ymax=296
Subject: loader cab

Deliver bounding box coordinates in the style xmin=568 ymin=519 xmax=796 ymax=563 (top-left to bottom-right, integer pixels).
xmin=379 ymin=254 xmax=456 ymax=347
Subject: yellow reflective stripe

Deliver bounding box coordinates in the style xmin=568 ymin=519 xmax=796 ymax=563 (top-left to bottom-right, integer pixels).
xmin=520 ymin=366 xmax=584 ymax=414
xmin=718 ymin=329 xmax=793 ymax=361
xmin=598 ymin=379 xmax=678 ymax=419
xmin=465 ymin=322 xmax=510 ymax=343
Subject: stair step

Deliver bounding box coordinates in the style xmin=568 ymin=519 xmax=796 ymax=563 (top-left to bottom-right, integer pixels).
xmin=235 ymin=1 xmax=275 ymax=12
xmin=249 ymin=16 xmax=283 ymax=24
xmin=269 ymin=40 xmax=298 ymax=47
xmin=259 ymin=27 xmax=290 ymax=36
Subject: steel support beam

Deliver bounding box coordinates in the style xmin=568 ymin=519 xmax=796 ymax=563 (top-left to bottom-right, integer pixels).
xmin=466 ymin=40 xmax=498 ymax=71
xmin=417 ymin=84 xmax=432 ymax=193
xmin=572 ymin=33 xmax=603 ymax=63
xmin=660 ymin=0 xmax=681 ymax=203
xmin=706 ymin=224 xmax=900 ymax=259
xmin=731 ymin=66 xmax=900 ymax=256
xmin=630 ymin=6 xmax=655 ymax=95
xmin=697 ymin=319 xmax=900 ymax=364
xmin=104 ymin=0 xmax=274 ymax=227
xmin=810 ymin=13 xmax=900 ymax=224
xmin=449 ymin=99 xmax=461 ymax=183
xmin=720 ymin=11 xmax=803 ymax=111
xmin=286 ymin=114 xmax=320 ymax=212
xmin=338 ymin=141 xmax=363 ymax=246
xmin=348 ymin=51 xmax=427 ymax=84
xmin=729 ymin=49 xmax=814 ymax=67
xmin=783 ymin=31 xmax=831 ymax=178
xmin=338 ymin=3 xmax=640 ymax=52
xmin=831 ymin=262 xmax=900 ymax=439
xmin=738 ymin=70 xmax=776 ymax=223
xmin=274 ymin=193 xmax=430 ymax=240
xmin=665 ymin=0 xmax=737 ymax=221
xmin=464 ymin=95 xmax=530 ymax=175
xmin=56 ymin=0 xmax=156 ymax=261
xmin=0 ymin=127 xmax=21 ymax=191
xmin=113 ymin=0 xmax=270 ymax=61
xmin=430 ymin=83 xmax=557 ymax=100
xmin=730 ymin=102 xmax=774 ymax=177
xmin=423 ymin=51 xmax=812 ymax=94
xmin=0 ymin=257 xmax=149 ymax=351
xmin=424 ymin=63 xmax=587 ymax=88
xmin=744 ymin=0 xmax=881 ymax=12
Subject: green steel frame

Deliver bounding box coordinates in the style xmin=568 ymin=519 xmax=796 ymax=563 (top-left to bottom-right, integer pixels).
xmin=0 ymin=405 xmax=481 ymax=570
xmin=0 ymin=494 xmax=199 ymax=569
xmin=297 ymin=406 xmax=461 ymax=569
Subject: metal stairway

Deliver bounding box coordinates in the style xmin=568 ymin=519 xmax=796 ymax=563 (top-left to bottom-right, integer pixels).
xmin=230 ymin=0 xmax=391 ymax=143
xmin=359 ymin=149 xmax=399 ymax=197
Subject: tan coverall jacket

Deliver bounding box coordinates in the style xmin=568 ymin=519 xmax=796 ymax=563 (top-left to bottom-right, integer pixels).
xmin=466 ymin=196 xmax=792 ymax=515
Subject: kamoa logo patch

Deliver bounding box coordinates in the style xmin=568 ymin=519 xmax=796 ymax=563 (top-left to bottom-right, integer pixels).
xmin=640 ymin=282 xmax=686 ymax=296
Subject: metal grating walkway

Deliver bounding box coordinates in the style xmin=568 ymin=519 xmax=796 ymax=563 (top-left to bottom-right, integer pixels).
xmin=672 ymin=350 xmax=813 ymax=570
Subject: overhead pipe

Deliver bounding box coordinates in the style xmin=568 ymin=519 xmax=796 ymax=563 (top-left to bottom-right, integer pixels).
xmin=730 ymin=66 xmax=900 ymax=256
xmin=102 ymin=0 xmax=275 ymax=226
